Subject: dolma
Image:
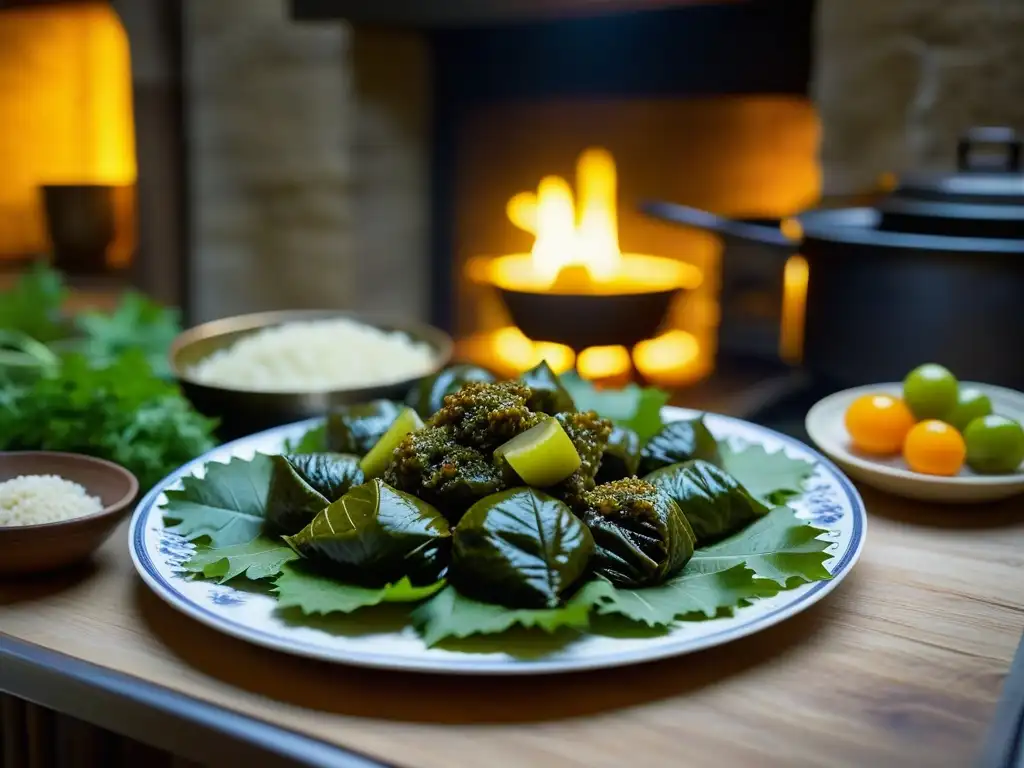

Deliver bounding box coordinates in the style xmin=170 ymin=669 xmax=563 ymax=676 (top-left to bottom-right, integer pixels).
xmin=644 ymin=459 xmax=769 ymax=546
xmin=265 ymin=453 xmax=364 ymax=535
xmin=519 ymin=360 xmax=576 ymax=415
xmin=595 ymin=425 xmax=641 ymax=484
xmin=326 ymin=400 xmax=403 ymax=457
xmin=284 ymin=478 xmax=451 ymax=586
xmin=638 ymin=415 xmax=722 ymax=475
xmin=451 ymin=488 xmax=593 ymax=609
xmin=580 ymin=477 xmax=695 ymax=588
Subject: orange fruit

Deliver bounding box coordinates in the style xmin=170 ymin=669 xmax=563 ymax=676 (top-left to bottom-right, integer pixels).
xmin=902 ymin=420 xmax=966 ymax=476
xmin=844 ymin=393 xmax=915 ymax=455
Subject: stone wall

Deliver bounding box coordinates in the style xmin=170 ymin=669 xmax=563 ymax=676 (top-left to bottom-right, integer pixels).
xmin=184 ymin=0 xmax=430 ymax=323
xmin=813 ymin=0 xmax=1024 ymax=193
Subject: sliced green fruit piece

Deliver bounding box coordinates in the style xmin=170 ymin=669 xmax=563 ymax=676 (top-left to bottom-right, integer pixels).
xmin=946 ymin=388 xmax=993 ymax=431
xmin=493 ymin=417 xmax=581 ymax=487
xmin=963 ymin=415 xmax=1024 ymax=475
xmin=359 ymin=407 xmax=424 ymax=478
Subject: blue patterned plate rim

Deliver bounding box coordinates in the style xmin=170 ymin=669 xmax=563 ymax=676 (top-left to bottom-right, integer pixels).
xmin=129 ymin=407 xmax=867 ymax=675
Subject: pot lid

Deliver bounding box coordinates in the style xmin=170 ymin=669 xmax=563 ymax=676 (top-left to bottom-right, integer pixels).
xmin=889 ymin=126 xmax=1024 ymax=205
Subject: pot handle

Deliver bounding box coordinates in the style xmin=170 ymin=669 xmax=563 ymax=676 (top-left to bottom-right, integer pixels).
xmin=957 ymin=126 xmax=1022 ymax=172
xmin=640 ymin=200 xmax=797 ymax=249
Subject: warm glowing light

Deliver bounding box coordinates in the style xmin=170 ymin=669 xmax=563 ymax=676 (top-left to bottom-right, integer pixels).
xmin=0 ymin=4 xmax=136 ymax=261
xmin=577 ymin=345 xmax=632 ymax=380
xmin=491 ymin=327 xmax=576 ymax=374
xmin=780 ymin=254 xmax=809 ymax=363
xmin=633 ymin=331 xmax=704 ymax=385
xmin=490 ymin=147 xmax=701 ymax=294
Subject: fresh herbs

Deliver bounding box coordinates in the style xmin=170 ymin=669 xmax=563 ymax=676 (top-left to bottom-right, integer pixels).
xmin=0 ymin=265 xmax=217 ymax=488
xmin=0 ymin=351 xmax=216 ymax=490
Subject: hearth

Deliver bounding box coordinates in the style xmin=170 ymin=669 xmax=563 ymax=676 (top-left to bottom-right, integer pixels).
xmin=292 ymin=0 xmax=819 ymax=388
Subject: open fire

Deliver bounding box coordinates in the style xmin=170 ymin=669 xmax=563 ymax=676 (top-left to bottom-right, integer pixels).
xmin=465 ymin=148 xmax=708 ymax=384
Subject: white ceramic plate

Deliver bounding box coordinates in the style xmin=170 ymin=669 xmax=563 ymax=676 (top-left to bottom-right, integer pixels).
xmin=806 ymin=382 xmax=1024 ymax=504
xmin=129 ymin=407 xmax=866 ymax=675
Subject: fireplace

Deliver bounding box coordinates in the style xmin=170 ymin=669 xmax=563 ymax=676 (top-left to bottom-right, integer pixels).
xmin=293 ymin=0 xmax=819 ymax=388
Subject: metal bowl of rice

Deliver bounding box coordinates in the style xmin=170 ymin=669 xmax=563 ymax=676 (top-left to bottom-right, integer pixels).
xmin=170 ymin=310 xmax=453 ymax=439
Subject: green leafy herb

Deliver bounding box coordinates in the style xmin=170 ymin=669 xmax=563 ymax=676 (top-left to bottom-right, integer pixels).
xmin=411 ymin=581 xmax=609 ymax=646
xmin=0 ymin=351 xmax=217 ymax=490
xmin=593 ymin=564 xmax=780 ymax=626
xmin=0 ymin=264 xmax=68 ymax=343
xmin=686 ymin=505 xmax=832 ymax=585
xmin=283 ymin=423 xmax=327 ymax=453
xmin=274 ymin=562 xmax=444 ymax=615
xmin=162 ymin=454 xmax=273 ymax=546
xmin=73 ymin=292 xmax=181 ymax=378
xmin=183 ymin=537 xmax=298 ymax=583
xmin=720 ymin=442 xmax=816 ymax=505
xmin=560 ymin=371 xmax=669 ymax=442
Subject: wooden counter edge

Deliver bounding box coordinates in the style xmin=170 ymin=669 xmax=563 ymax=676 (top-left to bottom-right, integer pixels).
xmin=0 ymin=634 xmax=390 ymax=768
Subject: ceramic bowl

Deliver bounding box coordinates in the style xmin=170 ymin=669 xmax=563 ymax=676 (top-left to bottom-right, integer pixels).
xmin=806 ymin=382 xmax=1024 ymax=504
xmin=0 ymin=452 xmax=139 ymax=574
xmin=170 ymin=309 xmax=453 ymax=439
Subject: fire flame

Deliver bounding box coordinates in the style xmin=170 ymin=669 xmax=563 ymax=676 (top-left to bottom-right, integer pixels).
xmin=490 ymin=147 xmax=700 ymax=294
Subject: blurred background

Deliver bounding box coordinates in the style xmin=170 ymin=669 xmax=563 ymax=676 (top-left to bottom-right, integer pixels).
xmin=1 ymin=0 xmax=1021 ymax=410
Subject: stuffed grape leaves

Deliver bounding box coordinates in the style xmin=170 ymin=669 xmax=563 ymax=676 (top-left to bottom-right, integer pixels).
xmin=265 ymin=453 xmax=364 ymax=535
xmin=519 ymin=360 xmax=576 ymax=415
xmin=283 ymin=478 xmax=451 ymax=586
xmin=406 ymin=364 xmax=496 ymax=418
xmin=326 ymin=400 xmax=403 ymax=456
xmin=644 ymin=459 xmax=769 ymax=545
xmin=451 ymin=488 xmax=593 ymax=609
xmin=638 ymin=415 xmax=722 ymax=475
xmin=596 ymin=425 xmax=641 ymax=484
xmin=580 ymin=477 xmax=695 ymax=588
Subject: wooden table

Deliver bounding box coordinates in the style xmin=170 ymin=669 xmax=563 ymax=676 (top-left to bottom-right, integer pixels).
xmin=3 ymin=483 xmax=1023 ymax=768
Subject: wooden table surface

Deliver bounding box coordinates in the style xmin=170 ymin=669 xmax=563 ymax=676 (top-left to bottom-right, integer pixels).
xmin=2 ymin=484 xmax=1023 ymax=768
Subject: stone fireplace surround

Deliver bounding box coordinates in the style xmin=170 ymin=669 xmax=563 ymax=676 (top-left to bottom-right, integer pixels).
xmin=117 ymin=0 xmax=1023 ymax=325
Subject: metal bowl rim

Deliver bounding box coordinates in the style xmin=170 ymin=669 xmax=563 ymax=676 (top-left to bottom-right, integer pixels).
xmin=169 ymin=309 xmax=454 ymax=397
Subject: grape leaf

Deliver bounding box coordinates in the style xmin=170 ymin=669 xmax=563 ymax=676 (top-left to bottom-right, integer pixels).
xmin=593 ymin=564 xmax=780 ymax=627
xmin=411 ymin=581 xmax=609 ymax=646
xmin=162 ymin=455 xmax=273 ymax=547
xmin=720 ymin=441 xmax=815 ymax=504
xmin=273 ymin=562 xmax=444 ymax=615
xmin=283 ymin=423 xmax=327 ymax=453
xmin=687 ymin=506 xmax=833 ymax=585
xmin=183 ymin=536 xmax=298 ymax=584
xmin=560 ymin=371 xmax=669 ymax=442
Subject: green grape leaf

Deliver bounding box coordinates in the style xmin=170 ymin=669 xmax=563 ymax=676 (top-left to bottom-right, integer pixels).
xmin=283 ymin=423 xmax=327 ymax=453
xmin=411 ymin=581 xmax=609 ymax=647
xmin=560 ymin=371 xmax=669 ymax=442
xmin=183 ymin=537 xmax=298 ymax=583
xmin=593 ymin=565 xmax=780 ymax=627
xmin=273 ymin=562 xmax=444 ymax=615
xmin=687 ymin=506 xmax=833 ymax=585
xmin=720 ymin=441 xmax=816 ymax=504
xmin=162 ymin=454 xmax=273 ymax=547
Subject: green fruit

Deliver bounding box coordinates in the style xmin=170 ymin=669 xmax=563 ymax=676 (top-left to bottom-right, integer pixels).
xmin=946 ymin=388 xmax=993 ymax=431
xmin=963 ymin=415 xmax=1024 ymax=475
xmin=902 ymin=363 xmax=959 ymax=420
xmin=493 ymin=417 xmax=581 ymax=487
xmin=359 ymin=407 xmax=424 ymax=478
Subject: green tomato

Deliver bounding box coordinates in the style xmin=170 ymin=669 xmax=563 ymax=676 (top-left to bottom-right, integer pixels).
xmin=946 ymin=388 xmax=993 ymax=431
xmin=963 ymin=415 xmax=1024 ymax=475
xmin=902 ymin=363 xmax=959 ymax=420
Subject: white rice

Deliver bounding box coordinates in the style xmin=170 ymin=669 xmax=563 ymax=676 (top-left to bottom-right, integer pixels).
xmin=187 ymin=318 xmax=438 ymax=393
xmin=0 ymin=475 xmax=104 ymax=527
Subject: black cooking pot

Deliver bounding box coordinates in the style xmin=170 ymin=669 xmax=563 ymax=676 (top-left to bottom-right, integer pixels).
xmin=643 ymin=126 xmax=1024 ymax=389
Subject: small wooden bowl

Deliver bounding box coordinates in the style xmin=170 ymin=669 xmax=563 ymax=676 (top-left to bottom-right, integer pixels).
xmin=0 ymin=452 xmax=139 ymax=575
